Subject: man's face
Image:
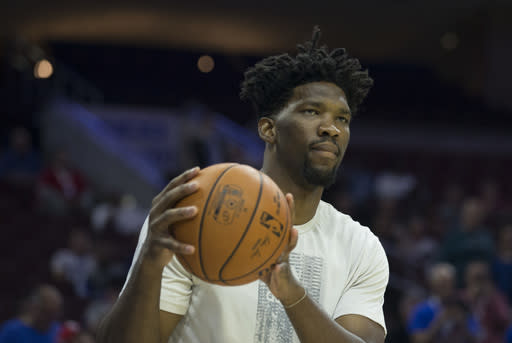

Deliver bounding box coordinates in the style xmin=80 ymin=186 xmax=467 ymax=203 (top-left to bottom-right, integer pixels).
xmin=431 ymin=270 xmax=455 ymax=299
xmin=272 ymin=81 xmax=351 ymax=188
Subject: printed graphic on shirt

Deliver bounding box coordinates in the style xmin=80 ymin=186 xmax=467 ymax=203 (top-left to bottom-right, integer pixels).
xmin=254 ymin=252 xmax=323 ymax=343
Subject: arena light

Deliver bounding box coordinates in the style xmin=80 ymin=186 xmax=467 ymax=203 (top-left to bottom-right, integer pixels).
xmin=197 ymin=55 xmax=214 ymax=73
xmin=34 ymin=59 xmax=53 ymax=79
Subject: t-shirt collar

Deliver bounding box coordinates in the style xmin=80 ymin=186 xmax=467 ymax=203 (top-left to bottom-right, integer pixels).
xmin=294 ymin=201 xmax=324 ymax=234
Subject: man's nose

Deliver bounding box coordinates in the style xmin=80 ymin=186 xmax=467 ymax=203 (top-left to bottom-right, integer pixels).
xmin=318 ymin=122 xmax=341 ymax=137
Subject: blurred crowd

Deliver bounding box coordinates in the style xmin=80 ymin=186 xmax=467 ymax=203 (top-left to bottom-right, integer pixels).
xmin=0 ymin=123 xmax=511 ymax=343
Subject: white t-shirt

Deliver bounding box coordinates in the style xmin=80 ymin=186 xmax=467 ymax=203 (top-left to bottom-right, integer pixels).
xmin=123 ymin=200 xmax=388 ymax=343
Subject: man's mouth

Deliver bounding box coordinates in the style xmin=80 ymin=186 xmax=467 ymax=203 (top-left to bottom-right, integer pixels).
xmin=310 ymin=142 xmax=340 ymax=156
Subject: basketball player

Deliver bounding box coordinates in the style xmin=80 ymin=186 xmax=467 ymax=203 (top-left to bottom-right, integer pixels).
xmin=97 ymin=27 xmax=388 ymax=343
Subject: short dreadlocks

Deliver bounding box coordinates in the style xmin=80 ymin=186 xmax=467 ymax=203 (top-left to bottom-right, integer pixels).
xmin=240 ymin=27 xmax=373 ymax=117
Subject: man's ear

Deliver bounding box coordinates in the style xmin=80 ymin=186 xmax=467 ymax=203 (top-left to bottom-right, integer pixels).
xmin=258 ymin=117 xmax=276 ymax=144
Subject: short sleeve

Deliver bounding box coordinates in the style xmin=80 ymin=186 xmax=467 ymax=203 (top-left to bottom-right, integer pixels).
xmin=333 ymin=236 xmax=389 ymax=334
xmin=159 ymin=256 xmax=193 ymax=315
xmin=120 ymin=216 xmax=193 ymax=315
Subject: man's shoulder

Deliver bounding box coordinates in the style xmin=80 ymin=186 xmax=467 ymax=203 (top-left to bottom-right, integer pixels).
xmin=0 ymin=319 xmax=27 ymax=336
xmin=319 ymin=201 xmax=378 ymax=241
xmin=0 ymin=319 xmax=23 ymax=329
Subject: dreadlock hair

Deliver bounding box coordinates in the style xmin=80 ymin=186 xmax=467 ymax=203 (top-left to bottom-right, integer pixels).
xmin=240 ymin=26 xmax=373 ymax=117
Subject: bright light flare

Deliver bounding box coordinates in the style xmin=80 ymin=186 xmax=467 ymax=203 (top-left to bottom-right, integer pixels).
xmin=198 ymin=55 xmax=214 ymax=73
xmin=34 ymin=59 xmax=53 ymax=79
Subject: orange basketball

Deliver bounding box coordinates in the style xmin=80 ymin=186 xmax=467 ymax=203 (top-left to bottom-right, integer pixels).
xmin=173 ymin=163 xmax=290 ymax=286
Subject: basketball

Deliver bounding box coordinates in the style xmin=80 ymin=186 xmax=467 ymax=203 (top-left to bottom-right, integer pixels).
xmin=173 ymin=163 xmax=291 ymax=286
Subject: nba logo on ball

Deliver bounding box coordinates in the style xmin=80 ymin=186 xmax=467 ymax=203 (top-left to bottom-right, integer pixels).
xmin=173 ymin=163 xmax=290 ymax=285
xmin=260 ymin=211 xmax=284 ymax=238
xmin=210 ymin=184 xmax=244 ymax=225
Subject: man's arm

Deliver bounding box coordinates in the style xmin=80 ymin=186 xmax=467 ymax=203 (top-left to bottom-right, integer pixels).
xmin=97 ymin=256 xmax=182 ymax=343
xmin=285 ymin=288 xmax=385 ymax=343
xmin=265 ymin=258 xmax=385 ymax=343
xmin=260 ymin=194 xmax=387 ymax=343
xmin=96 ymin=167 xmax=200 ymax=343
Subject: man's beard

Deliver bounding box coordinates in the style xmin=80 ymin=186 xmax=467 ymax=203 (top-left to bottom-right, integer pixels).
xmin=303 ymin=158 xmax=339 ymax=188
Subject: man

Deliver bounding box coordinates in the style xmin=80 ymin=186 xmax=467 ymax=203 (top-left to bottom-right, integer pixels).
xmin=407 ymin=263 xmax=479 ymax=343
xmin=50 ymin=228 xmax=96 ymax=298
xmin=462 ymin=261 xmax=510 ymax=343
xmin=97 ymin=27 xmax=388 ymax=343
xmin=0 ymin=285 xmax=62 ymax=343
xmin=438 ymin=197 xmax=494 ymax=285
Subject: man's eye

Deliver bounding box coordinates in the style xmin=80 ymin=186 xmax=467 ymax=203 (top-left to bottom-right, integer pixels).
xmin=304 ymin=109 xmax=319 ymax=115
xmin=337 ymin=116 xmax=349 ymax=123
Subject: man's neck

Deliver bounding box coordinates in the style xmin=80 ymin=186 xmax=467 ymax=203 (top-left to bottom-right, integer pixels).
xmin=261 ymin=160 xmax=323 ymax=225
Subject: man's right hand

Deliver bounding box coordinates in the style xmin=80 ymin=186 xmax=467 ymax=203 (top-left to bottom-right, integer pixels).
xmin=142 ymin=166 xmax=200 ymax=268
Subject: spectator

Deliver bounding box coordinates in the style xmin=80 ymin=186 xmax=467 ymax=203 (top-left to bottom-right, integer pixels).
xmin=491 ymin=224 xmax=512 ymax=305
xmin=90 ymin=193 xmax=147 ymax=236
xmin=0 ymin=126 xmax=41 ymax=184
xmin=37 ymin=150 xmax=92 ymax=216
xmin=427 ymin=296 xmax=479 ymax=343
xmin=462 ymin=261 xmax=510 ymax=343
xmin=407 ymin=263 xmax=480 ymax=343
xmin=438 ymin=197 xmax=494 ymax=284
xmin=0 ymin=285 xmax=62 ymax=343
xmin=50 ymin=229 xmax=97 ymax=298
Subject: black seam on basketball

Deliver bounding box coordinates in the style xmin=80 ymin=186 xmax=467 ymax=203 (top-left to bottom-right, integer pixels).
xmin=222 ymin=189 xmax=290 ymax=283
xmin=218 ymin=169 xmax=264 ymax=284
xmin=198 ymin=163 xmax=238 ymax=282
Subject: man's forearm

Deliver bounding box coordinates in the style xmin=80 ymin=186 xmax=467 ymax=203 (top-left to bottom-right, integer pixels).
xmin=285 ymin=295 xmax=365 ymax=343
xmin=97 ymin=257 xmax=164 ymax=343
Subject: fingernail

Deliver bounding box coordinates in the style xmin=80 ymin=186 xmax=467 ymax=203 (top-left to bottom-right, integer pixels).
xmin=186 ymin=206 xmax=197 ymax=214
xmin=188 ymin=166 xmax=199 ymax=173
xmin=188 ymin=182 xmax=198 ymax=190
xmin=185 ymin=245 xmax=195 ymax=254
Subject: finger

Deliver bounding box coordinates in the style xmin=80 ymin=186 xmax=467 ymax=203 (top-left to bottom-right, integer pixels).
xmin=150 ymin=206 xmax=198 ymax=233
xmin=150 ymin=181 xmax=199 ymax=219
xmin=270 ymin=264 xmax=283 ymax=289
xmin=153 ymin=167 xmax=200 ymax=205
xmin=277 ymin=228 xmax=299 ymax=263
xmin=153 ymin=236 xmax=195 ymax=255
xmin=258 ymin=268 xmax=271 ymax=285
